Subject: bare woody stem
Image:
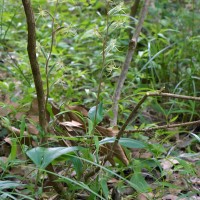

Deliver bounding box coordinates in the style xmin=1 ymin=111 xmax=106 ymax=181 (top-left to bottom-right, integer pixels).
xmin=22 ymin=0 xmax=66 ymax=197
xmin=22 ymin=0 xmax=47 ymax=132
xmin=111 ymin=0 xmax=150 ymax=126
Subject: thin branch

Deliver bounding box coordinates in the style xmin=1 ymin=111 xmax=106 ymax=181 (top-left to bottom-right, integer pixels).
xmin=22 ymin=0 xmax=47 ymax=133
xmin=22 ymin=0 xmax=66 ymax=197
xmin=124 ymin=120 xmax=200 ymax=133
xmin=148 ymin=92 xmax=200 ymax=101
xmin=111 ymin=0 xmax=151 ymax=126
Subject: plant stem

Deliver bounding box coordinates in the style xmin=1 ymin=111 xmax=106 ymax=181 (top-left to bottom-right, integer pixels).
xmin=111 ymin=0 xmax=150 ymax=126
xmin=22 ymin=0 xmax=66 ymax=197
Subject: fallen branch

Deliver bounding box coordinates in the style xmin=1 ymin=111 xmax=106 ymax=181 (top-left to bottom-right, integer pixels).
xmin=124 ymin=120 xmax=200 ymax=133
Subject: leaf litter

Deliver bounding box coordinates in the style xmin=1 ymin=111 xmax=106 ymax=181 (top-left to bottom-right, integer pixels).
xmin=0 ymin=71 xmax=200 ymax=199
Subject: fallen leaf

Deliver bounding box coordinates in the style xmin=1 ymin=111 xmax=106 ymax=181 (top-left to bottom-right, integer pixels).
xmin=60 ymin=120 xmax=82 ymax=128
xmin=161 ymin=194 xmax=186 ymax=200
xmin=161 ymin=157 xmax=179 ymax=170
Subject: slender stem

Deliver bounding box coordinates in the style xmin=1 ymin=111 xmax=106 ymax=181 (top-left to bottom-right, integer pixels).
xmin=93 ymin=1 xmax=109 ymax=126
xmin=44 ymin=2 xmax=58 ymax=109
xmin=111 ymin=0 xmax=151 ymax=126
xmin=22 ymin=0 xmax=47 ymax=133
xmin=22 ymin=0 xmax=66 ymax=197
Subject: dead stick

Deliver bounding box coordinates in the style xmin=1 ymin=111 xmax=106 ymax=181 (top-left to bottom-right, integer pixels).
xmin=124 ymin=120 xmax=200 ymax=133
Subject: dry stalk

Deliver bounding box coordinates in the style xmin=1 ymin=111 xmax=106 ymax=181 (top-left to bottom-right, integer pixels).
xmin=111 ymin=0 xmax=151 ymax=126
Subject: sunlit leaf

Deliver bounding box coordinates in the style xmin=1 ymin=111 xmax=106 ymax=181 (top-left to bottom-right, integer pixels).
xmin=99 ymin=137 xmax=145 ymax=148
xmin=88 ymin=102 xmax=103 ymax=125
xmin=130 ymin=172 xmax=151 ymax=193
xmin=26 ymin=146 xmax=83 ymax=169
xmin=0 ymin=181 xmax=25 ymax=190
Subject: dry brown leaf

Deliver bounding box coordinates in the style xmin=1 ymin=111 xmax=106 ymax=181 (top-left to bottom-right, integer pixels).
xmin=161 ymin=194 xmax=186 ymax=200
xmin=27 ymin=123 xmax=39 ymax=135
xmin=4 ymin=137 xmax=12 ymax=145
xmin=60 ymin=120 xmax=82 ymax=128
xmin=0 ymin=157 xmax=8 ymax=172
xmin=137 ymin=193 xmax=154 ymax=200
xmin=161 ymin=157 xmax=179 ymax=170
xmin=0 ymin=94 xmax=18 ymax=116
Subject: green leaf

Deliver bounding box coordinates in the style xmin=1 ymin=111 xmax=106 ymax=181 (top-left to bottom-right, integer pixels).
xmin=99 ymin=137 xmax=146 ymax=148
xmin=9 ymin=138 xmax=17 ymax=161
xmin=19 ymin=115 xmax=26 ymax=137
xmin=0 ymin=181 xmax=25 ymax=190
xmin=87 ymin=118 xmax=94 ymax=135
xmin=88 ymin=102 xmax=103 ymax=125
xmin=130 ymin=172 xmax=151 ymax=193
xmin=191 ymin=133 xmax=200 ymax=142
xmin=119 ymin=138 xmax=146 ymax=148
xmin=169 ymin=115 xmax=178 ymax=123
xmin=26 ymin=146 xmax=82 ymax=169
xmin=70 ymin=157 xmax=83 ymax=180
xmin=100 ymin=179 xmax=109 ymax=199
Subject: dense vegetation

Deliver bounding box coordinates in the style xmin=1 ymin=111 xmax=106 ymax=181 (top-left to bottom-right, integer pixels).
xmin=0 ymin=0 xmax=200 ymax=199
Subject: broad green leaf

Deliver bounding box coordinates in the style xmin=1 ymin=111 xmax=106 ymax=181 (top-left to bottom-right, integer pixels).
xmin=130 ymin=173 xmax=151 ymax=193
xmin=119 ymin=138 xmax=146 ymax=148
xmin=26 ymin=146 xmax=82 ymax=169
xmin=99 ymin=137 xmax=145 ymax=148
xmin=0 ymin=181 xmax=25 ymax=190
xmin=70 ymin=157 xmax=83 ymax=180
xmin=87 ymin=118 xmax=94 ymax=135
xmin=88 ymin=102 xmax=103 ymax=125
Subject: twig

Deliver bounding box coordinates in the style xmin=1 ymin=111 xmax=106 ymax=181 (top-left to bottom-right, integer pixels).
xmin=148 ymin=92 xmax=200 ymax=101
xmin=124 ymin=120 xmax=200 ymax=133
xmin=22 ymin=0 xmax=67 ymax=197
xmin=111 ymin=0 xmax=151 ymax=126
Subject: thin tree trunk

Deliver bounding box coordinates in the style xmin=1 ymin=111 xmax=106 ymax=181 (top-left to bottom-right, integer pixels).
xmin=111 ymin=0 xmax=151 ymax=126
xmin=22 ymin=0 xmax=67 ymax=197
